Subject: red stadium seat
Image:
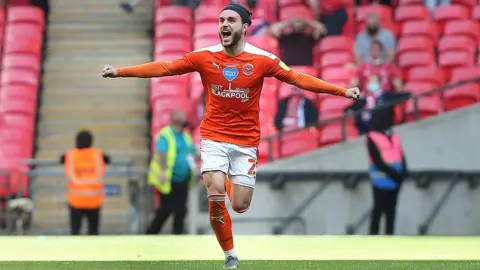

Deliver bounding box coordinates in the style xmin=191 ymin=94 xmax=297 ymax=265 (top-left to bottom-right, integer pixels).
xmin=398 ymin=0 xmax=424 ymax=5
xmin=277 ymin=0 xmax=304 ymax=8
xmin=404 ymin=82 xmax=439 ymax=96
xmin=438 ymin=35 xmax=476 ymax=54
xmin=450 ymin=67 xmax=480 ymax=83
xmin=318 ymin=121 xmax=358 ymax=147
xmin=155 ymin=22 xmax=192 ymax=40
xmin=1 ymin=69 xmax=39 ymax=87
xmin=280 ymin=128 xmax=318 ymax=158
xmin=404 ymin=96 xmax=443 ymax=122
xmin=474 ymin=5 xmax=480 ymax=21
xmin=438 ymin=51 xmax=475 ymax=80
xmin=150 ymin=82 xmax=189 ymax=104
xmin=0 ymin=113 xmax=34 ymax=131
xmin=7 ymin=6 xmax=44 ymax=28
xmin=394 ymin=6 xmax=429 ymax=30
xmin=397 ymin=52 xmax=435 ymax=77
xmin=263 ymin=77 xmax=278 ymax=95
xmin=155 ymin=38 xmax=191 ymax=55
xmin=317 ymin=36 xmax=354 ymax=55
xmin=321 ymin=67 xmax=355 ymax=85
xmin=2 ymin=54 xmax=41 ymax=73
xmin=279 ymin=5 xmax=314 ymax=21
xmin=451 ymin=0 xmax=477 ymax=7
xmin=407 ymin=67 xmax=445 ymax=87
xmin=155 ymin=6 xmax=192 ymax=24
xmin=434 ymin=5 xmax=470 ymax=34
xmin=397 ymin=36 xmax=435 ymax=57
xmin=342 ymin=8 xmax=355 ymax=38
xmin=0 ymin=98 xmax=36 ymax=115
xmin=443 ymin=84 xmax=480 ymax=111
xmin=194 ymin=5 xmax=223 ymax=23
xmin=402 ymin=21 xmax=439 ymax=43
xmin=258 ymin=124 xmax=279 ymax=164
xmin=356 ymin=4 xmax=393 ymax=24
xmin=0 ymin=85 xmax=38 ymax=102
xmin=259 ymin=90 xmax=278 ymax=119
xmin=202 ymin=0 xmax=229 ymax=6
xmin=194 ymin=38 xmax=218 ymax=50
xmin=7 ymin=0 xmax=31 ymax=6
xmin=320 ymin=52 xmax=354 ymax=69
xmin=291 ymin=66 xmax=317 ymax=77
xmin=194 ymin=23 xmax=219 ymax=40
xmin=246 ymin=35 xmax=279 ymax=55
xmin=153 ymin=52 xmax=184 ymax=62
xmin=278 ymin=83 xmax=318 ymax=100
xmin=318 ymin=96 xmax=353 ymax=115
xmin=444 ymin=20 xmax=480 ymax=45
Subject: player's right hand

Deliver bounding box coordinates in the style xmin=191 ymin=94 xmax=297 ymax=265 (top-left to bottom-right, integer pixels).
xmin=345 ymin=87 xmax=360 ymax=100
xmin=102 ymin=65 xmax=117 ymax=78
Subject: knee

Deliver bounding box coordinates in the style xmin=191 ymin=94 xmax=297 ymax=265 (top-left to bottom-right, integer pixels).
xmin=232 ymin=200 xmax=250 ymax=214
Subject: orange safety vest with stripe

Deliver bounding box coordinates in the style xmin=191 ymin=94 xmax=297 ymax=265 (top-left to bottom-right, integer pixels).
xmin=64 ymin=148 xmax=105 ymax=209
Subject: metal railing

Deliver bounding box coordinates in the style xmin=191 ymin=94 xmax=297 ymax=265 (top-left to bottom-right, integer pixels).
xmin=261 ymin=76 xmax=480 ymax=162
xmin=21 ymin=158 xmax=143 ymax=235
xmin=257 ymin=170 xmax=480 ymax=235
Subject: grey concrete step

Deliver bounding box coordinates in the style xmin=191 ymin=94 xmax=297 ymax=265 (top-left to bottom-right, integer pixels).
xmin=50 ymin=0 xmax=154 ymax=8
xmin=45 ymin=54 xmax=151 ymax=63
xmin=48 ymin=39 xmax=152 ymax=47
xmin=38 ymin=137 xmax=149 ymax=149
xmin=48 ymin=31 xmax=153 ymax=40
xmin=47 ymin=46 xmax=151 ymax=56
xmin=49 ymin=15 xmax=152 ymax=24
xmin=37 ymin=126 xmax=150 ymax=138
xmin=41 ymin=89 xmax=149 ymax=99
xmin=42 ymin=78 xmax=149 ymax=90
xmin=41 ymin=95 xmax=148 ymax=104
xmin=49 ymin=23 xmax=150 ymax=34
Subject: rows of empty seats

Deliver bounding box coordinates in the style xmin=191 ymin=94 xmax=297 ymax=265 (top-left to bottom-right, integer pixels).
xmin=151 ymin=1 xmax=480 ymax=164
xmin=0 ymin=5 xmax=45 ymax=199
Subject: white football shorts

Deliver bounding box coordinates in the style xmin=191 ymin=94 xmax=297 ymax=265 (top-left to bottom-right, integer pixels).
xmin=200 ymin=139 xmax=258 ymax=188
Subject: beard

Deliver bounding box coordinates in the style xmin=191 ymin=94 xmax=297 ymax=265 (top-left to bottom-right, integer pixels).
xmin=221 ymin=30 xmax=243 ymax=48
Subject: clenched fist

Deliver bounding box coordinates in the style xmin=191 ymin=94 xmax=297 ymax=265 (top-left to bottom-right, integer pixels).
xmin=102 ymin=65 xmax=117 ymax=78
xmin=345 ymin=87 xmax=360 ymax=100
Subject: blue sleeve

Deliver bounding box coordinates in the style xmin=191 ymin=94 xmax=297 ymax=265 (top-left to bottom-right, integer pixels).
xmin=156 ymin=136 xmax=168 ymax=153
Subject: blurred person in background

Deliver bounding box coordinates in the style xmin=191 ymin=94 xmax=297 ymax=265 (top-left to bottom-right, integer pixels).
xmin=306 ymin=0 xmax=347 ymax=36
xmin=351 ymin=41 xmax=403 ymax=93
xmin=346 ymin=74 xmax=410 ymax=135
xmin=366 ymin=113 xmax=408 ymax=235
xmin=355 ymin=14 xmax=396 ymax=64
xmin=274 ymin=86 xmax=318 ymax=132
xmin=146 ymin=110 xmax=197 ymax=235
xmin=269 ymin=17 xmax=325 ymax=66
xmin=60 ymin=130 xmax=111 ymax=235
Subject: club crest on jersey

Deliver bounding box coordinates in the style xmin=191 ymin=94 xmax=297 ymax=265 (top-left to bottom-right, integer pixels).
xmin=223 ymin=67 xmax=239 ymax=82
xmin=242 ymin=63 xmax=254 ymax=76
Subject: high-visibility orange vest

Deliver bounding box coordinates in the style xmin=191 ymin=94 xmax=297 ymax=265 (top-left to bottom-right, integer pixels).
xmin=64 ymin=148 xmax=105 ymax=209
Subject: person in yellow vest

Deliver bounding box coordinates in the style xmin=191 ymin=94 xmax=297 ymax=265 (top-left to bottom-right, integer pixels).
xmin=367 ymin=114 xmax=408 ymax=235
xmin=60 ymin=130 xmax=111 ymax=235
xmin=146 ymin=110 xmax=197 ymax=234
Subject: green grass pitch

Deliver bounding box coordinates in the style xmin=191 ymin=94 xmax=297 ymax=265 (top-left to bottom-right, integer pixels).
xmin=0 ymin=235 xmax=479 ymax=269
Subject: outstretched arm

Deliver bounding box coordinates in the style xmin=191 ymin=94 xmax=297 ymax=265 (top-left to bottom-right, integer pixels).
xmin=102 ymin=53 xmax=199 ymax=78
xmin=265 ymin=57 xmax=359 ymax=99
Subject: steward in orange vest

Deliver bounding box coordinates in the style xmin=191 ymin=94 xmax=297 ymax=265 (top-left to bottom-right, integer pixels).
xmin=367 ymin=115 xmax=408 ymax=236
xmin=60 ymin=130 xmax=111 ymax=235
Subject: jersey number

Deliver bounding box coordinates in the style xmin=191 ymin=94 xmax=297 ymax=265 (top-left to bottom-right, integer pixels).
xmin=248 ymin=159 xmax=257 ymax=176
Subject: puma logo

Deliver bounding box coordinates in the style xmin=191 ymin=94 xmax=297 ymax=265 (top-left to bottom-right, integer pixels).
xmin=212 ymin=62 xmax=220 ymax=70
xmin=211 ymin=216 xmax=224 ymax=224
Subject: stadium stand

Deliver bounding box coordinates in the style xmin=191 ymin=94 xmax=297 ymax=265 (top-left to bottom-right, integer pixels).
xmin=0 ymin=4 xmax=45 ymax=222
xmin=150 ymin=0 xmax=480 ymax=164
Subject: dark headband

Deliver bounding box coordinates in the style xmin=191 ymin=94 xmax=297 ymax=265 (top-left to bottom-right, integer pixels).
xmin=222 ymin=4 xmax=252 ymax=26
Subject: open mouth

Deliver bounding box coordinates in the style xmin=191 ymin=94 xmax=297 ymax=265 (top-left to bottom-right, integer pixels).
xmin=221 ymin=29 xmax=232 ymax=39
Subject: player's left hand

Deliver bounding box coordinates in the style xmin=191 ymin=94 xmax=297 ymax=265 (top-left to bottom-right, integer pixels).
xmin=345 ymin=87 xmax=360 ymax=100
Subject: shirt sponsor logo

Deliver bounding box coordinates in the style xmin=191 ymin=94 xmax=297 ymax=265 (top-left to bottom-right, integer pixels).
xmin=211 ymin=84 xmax=250 ymax=102
xmin=223 ymin=67 xmax=239 ymax=82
